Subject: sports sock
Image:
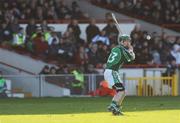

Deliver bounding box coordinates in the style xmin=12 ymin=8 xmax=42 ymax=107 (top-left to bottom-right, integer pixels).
xmin=112 ymin=91 xmax=125 ymax=106
xmin=118 ymin=91 xmax=125 ymax=106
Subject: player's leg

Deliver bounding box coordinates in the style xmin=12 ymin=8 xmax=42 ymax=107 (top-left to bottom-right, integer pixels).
xmin=104 ymin=69 xmax=118 ymax=113
xmin=113 ymin=71 xmax=126 ymax=106
xmin=108 ymin=71 xmax=125 ymax=115
xmin=112 ymin=83 xmax=125 ymax=107
xmin=107 ymin=83 xmax=125 ymax=115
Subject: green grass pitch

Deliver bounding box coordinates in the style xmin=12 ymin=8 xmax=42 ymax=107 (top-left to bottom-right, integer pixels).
xmin=0 ymin=96 xmax=180 ymax=123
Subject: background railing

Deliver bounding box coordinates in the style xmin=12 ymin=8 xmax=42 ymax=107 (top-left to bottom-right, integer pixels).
xmin=126 ymin=75 xmax=178 ymax=96
xmin=2 ymin=73 xmax=178 ymax=98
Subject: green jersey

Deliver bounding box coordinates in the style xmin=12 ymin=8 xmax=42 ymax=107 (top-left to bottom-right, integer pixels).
xmin=106 ymin=45 xmax=134 ymax=71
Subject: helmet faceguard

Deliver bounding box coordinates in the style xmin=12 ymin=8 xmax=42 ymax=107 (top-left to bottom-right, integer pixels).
xmin=118 ymin=34 xmax=131 ymax=44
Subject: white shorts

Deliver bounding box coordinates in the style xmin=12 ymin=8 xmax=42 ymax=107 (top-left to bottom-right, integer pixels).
xmin=104 ymin=69 xmax=123 ymax=88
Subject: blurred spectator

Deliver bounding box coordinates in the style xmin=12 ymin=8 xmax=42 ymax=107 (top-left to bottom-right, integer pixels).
xmin=58 ymin=30 xmax=76 ymax=62
xmin=162 ymin=58 xmax=177 ymax=77
xmin=57 ymin=65 xmax=69 ymax=74
xmin=62 ymin=27 xmax=76 ymax=45
xmin=75 ymin=45 xmax=88 ymax=66
xmin=49 ymin=37 xmax=74 ymax=61
xmin=41 ymin=20 xmax=50 ymax=32
xmin=56 ymin=0 xmax=71 ymax=19
xmin=152 ymin=50 xmax=161 ymax=65
xmin=26 ymin=18 xmax=37 ymax=39
xmin=49 ymin=66 xmax=57 ymax=74
xmin=170 ymin=44 xmax=180 ymax=64
xmin=47 ymin=38 xmax=60 ymax=56
xmin=96 ymin=42 xmax=109 ymax=65
xmin=0 ymin=22 xmax=12 ymax=42
xmin=21 ymin=6 xmax=34 ymax=20
xmin=71 ymin=1 xmax=79 ymax=11
xmin=0 ymin=10 xmax=3 ymax=21
xmin=160 ymin=47 xmax=175 ymax=65
xmin=46 ymin=5 xmax=58 ymax=20
xmin=30 ymin=28 xmax=48 ymax=54
xmin=137 ymin=47 xmax=153 ymax=64
xmin=39 ymin=65 xmax=50 ymax=74
xmin=0 ymin=71 xmax=7 ymax=98
xmin=105 ymin=12 xmax=113 ymax=22
xmin=43 ymin=28 xmax=52 ymax=43
xmin=130 ymin=24 xmax=143 ymax=44
xmin=48 ymin=32 xmax=59 ymax=46
xmin=92 ymin=30 xmax=110 ymax=45
xmin=67 ymin=19 xmax=81 ymax=42
xmin=103 ymin=20 xmax=119 ymax=43
xmin=12 ymin=27 xmax=26 ymax=47
xmin=86 ymin=18 xmax=100 ymax=43
xmin=35 ymin=5 xmax=44 ymax=21
xmin=71 ymin=6 xmax=84 ymax=19
xmin=10 ymin=18 xmax=20 ymax=33
xmin=71 ymin=68 xmax=85 ymax=95
xmin=88 ymin=43 xmax=98 ymax=67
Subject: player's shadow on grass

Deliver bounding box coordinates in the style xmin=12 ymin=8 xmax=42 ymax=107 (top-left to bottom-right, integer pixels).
xmin=0 ymin=96 xmax=180 ymax=115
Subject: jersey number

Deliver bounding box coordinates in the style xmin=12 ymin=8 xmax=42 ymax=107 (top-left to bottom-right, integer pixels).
xmin=107 ymin=52 xmax=118 ymax=63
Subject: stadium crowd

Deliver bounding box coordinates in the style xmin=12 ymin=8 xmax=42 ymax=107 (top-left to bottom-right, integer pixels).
xmin=91 ymin=0 xmax=180 ymax=31
xmin=0 ymin=0 xmax=180 ymax=74
xmin=0 ymin=0 xmax=87 ymax=21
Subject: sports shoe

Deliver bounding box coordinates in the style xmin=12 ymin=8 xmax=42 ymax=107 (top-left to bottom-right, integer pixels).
xmin=107 ymin=103 xmax=116 ymax=111
xmin=107 ymin=102 xmax=123 ymax=116
xmin=112 ymin=109 xmax=123 ymax=116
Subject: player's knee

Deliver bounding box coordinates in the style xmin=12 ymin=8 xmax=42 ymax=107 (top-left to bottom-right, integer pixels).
xmin=113 ymin=83 xmax=125 ymax=92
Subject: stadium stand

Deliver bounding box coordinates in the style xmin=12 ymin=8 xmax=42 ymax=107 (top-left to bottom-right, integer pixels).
xmin=0 ymin=0 xmax=180 ymax=74
xmin=91 ymin=0 xmax=180 ymax=32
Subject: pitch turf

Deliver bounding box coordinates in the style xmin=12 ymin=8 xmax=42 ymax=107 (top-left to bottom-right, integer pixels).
xmin=0 ymin=96 xmax=180 ymax=123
